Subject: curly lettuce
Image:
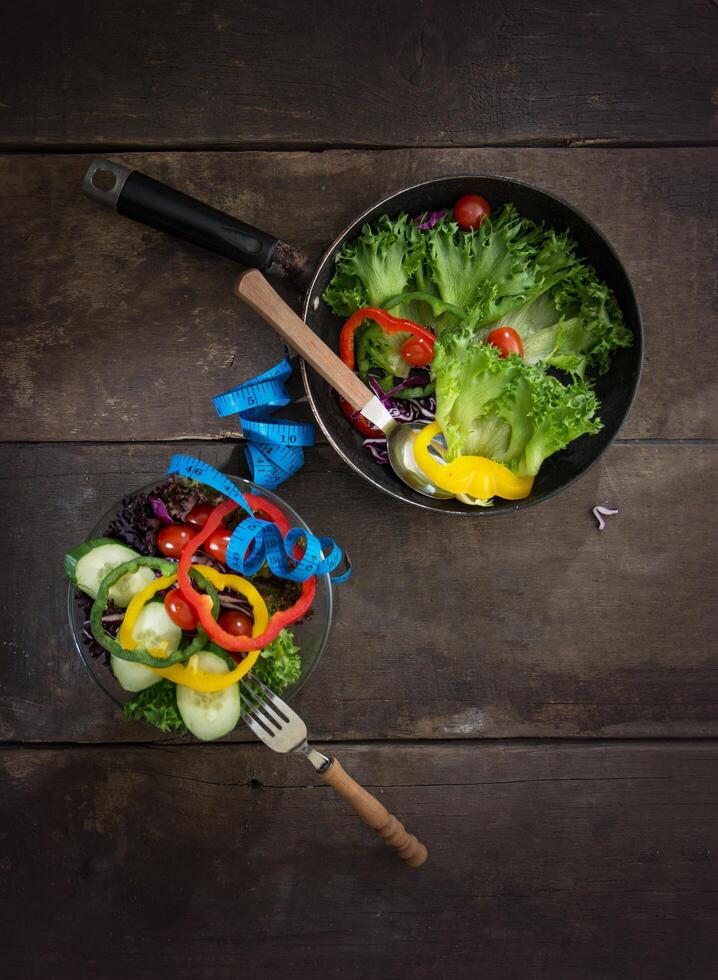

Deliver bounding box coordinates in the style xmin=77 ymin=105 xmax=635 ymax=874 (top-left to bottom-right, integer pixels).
xmin=433 ymin=327 xmax=601 ymax=477
xmin=323 ymin=204 xmax=631 ymax=379
xmin=252 ymin=629 xmax=302 ymax=693
xmin=322 ymin=213 xmax=423 ymax=318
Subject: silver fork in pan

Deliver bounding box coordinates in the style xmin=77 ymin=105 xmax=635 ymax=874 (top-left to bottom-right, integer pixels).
xmin=240 ymin=675 xmax=428 ymax=867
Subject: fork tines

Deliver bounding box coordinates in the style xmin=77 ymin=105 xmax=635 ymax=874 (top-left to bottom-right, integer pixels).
xmin=240 ymin=674 xmax=291 ymax=740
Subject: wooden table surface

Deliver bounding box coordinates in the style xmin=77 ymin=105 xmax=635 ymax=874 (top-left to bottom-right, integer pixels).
xmin=1 ymin=3 xmax=717 ymax=978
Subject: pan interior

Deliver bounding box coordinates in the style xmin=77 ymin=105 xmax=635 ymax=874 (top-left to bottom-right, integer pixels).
xmin=302 ymin=175 xmax=642 ymax=515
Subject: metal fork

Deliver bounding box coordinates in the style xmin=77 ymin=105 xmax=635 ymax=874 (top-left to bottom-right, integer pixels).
xmin=240 ymin=675 xmax=428 ymax=867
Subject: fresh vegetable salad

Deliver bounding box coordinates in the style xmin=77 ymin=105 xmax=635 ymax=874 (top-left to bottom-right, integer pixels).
xmin=66 ymin=474 xmax=320 ymax=741
xmin=323 ymin=194 xmax=632 ymax=505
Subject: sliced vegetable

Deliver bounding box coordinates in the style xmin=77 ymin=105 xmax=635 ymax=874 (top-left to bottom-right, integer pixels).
xmin=128 ymin=601 xmax=182 ymax=659
xmin=339 ymin=307 xmax=435 ymax=372
xmin=176 ymin=500 xmax=317 ymax=656
xmin=176 ymin=651 xmax=241 ymax=741
xmin=111 ymin=654 xmax=161 ymax=693
xmin=413 ymin=421 xmax=534 ymax=501
xmin=66 ymin=539 xmax=155 ymax=608
xmin=91 ymin=558 xmax=218 ymax=668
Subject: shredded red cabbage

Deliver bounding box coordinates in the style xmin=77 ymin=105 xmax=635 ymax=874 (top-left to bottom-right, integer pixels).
xmin=361 ymin=392 xmax=437 ymax=464
xmin=415 ymin=210 xmax=447 ymax=231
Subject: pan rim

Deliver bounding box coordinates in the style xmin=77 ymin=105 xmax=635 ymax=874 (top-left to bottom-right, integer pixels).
xmin=300 ymin=172 xmax=644 ymax=515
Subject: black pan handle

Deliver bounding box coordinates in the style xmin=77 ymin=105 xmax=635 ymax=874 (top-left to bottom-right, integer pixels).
xmin=82 ymin=158 xmax=312 ymax=286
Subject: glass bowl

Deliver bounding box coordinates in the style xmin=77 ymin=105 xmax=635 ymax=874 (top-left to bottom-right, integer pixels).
xmin=67 ymin=475 xmax=333 ymax=727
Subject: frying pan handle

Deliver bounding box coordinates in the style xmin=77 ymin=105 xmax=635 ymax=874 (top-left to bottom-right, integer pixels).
xmin=234 ymin=270 xmax=394 ymax=432
xmin=82 ymin=158 xmax=312 ymax=286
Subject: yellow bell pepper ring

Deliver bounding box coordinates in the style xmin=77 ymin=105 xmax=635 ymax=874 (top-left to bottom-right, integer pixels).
xmin=151 ymin=649 xmax=263 ymax=692
xmin=150 ymin=567 xmax=270 ymax=692
xmin=413 ymin=421 xmax=534 ymax=501
xmin=190 ymin=566 xmax=269 ymax=634
xmin=118 ymin=573 xmax=178 ymax=656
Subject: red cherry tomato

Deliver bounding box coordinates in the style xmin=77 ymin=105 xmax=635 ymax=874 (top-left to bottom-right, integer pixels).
xmin=156 ymin=523 xmax=194 ymax=557
xmin=486 ymin=326 xmax=524 ymax=359
xmin=217 ymin=610 xmax=253 ymax=637
xmin=454 ymin=194 xmax=491 ymax=231
xmin=338 ymin=396 xmax=382 ymax=438
xmin=186 ymin=502 xmax=215 ymax=528
xmin=164 ymin=588 xmax=199 ymax=631
xmin=205 ymin=527 xmax=232 ymax=564
xmin=400 ymin=335 xmax=434 ymax=367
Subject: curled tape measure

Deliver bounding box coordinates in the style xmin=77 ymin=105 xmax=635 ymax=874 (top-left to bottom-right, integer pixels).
xmin=213 ymin=358 xmax=313 ymax=490
xmin=167 ymin=454 xmax=351 ymax=584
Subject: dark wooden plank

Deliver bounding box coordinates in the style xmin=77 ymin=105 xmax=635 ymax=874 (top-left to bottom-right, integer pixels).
xmin=2 ymin=0 xmax=716 ymax=148
xmin=1 ymin=441 xmax=715 ymax=743
xmin=1 ymin=148 xmax=716 ymax=442
xmin=1 ymin=741 xmax=716 ymax=980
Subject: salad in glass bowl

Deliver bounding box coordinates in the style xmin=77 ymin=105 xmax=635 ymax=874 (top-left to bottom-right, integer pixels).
xmin=66 ymin=473 xmax=332 ymax=741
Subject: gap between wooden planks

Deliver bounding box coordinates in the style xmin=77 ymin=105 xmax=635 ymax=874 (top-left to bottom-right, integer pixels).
xmin=1 ymin=440 xmax=715 ymax=744
xmin=0 ymin=147 xmax=715 ymax=442
xmin=1 ymin=741 xmax=716 ymax=980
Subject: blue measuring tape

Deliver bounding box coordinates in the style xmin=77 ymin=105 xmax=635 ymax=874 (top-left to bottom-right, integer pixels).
xmin=166 ymin=454 xmax=351 ymax=584
xmin=213 ymin=358 xmax=313 ymax=490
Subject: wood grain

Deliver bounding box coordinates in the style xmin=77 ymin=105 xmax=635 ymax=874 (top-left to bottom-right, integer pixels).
xmin=235 ymin=270 xmax=378 ymax=410
xmin=2 ymin=0 xmax=716 ymax=149
xmin=1 ymin=147 xmax=715 ymax=443
xmin=2 ymin=440 xmax=715 ymax=743
xmin=2 ymin=741 xmax=716 ymax=980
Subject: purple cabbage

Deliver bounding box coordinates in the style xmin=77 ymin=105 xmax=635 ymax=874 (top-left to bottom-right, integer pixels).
xmin=414 ymin=210 xmax=447 ymax=231
xmin=149 ymin=494 xmax=174 ymax=525
xmin=361 ymin=392 xmax=437 ymax=464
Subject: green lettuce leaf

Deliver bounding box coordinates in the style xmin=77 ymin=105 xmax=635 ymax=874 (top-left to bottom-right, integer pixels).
xmin=252 ymin=629 xmax=302 ymax=693
xmin=322 ymin=214 xmax=423 ymax=318
xmin=124 ymin=680 xmax=188 ymax=734
xmin=498 ymin=261 xmax=632 ymax=377
xmin=433 ymin=327 xmax=601 ymax=476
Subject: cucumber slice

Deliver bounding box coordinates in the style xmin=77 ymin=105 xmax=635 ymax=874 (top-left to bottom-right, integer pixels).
xmin=70 ymin=540 xmax=155 ymax=608
xmin=176 ymin=652 xmax=241 ymax=741
xmin=108 ymin=565 xmax=156 ymax=607
xmin=111 ymin=654 xmax=161 ymax=692
xmin=130 ymin=603 xmax=182 ymax=658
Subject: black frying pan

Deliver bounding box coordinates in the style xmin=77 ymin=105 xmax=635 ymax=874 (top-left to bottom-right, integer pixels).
xmin=83 ymin=161 xmax=643 ymax=514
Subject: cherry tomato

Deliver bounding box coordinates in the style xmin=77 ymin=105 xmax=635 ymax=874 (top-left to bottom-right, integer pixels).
xmin=454 ymin=194 xmax=491 ymax=231
xmin=338 ymin=396 xmax=382 ymax=438
xmin=217 ymin=610 xmax=253 ymax=637
xmin=400 ymin=335 xmax=434 ymax=367
xmin=164 ymin=588 xmax=199 ymax=631
xmin=186 ymin=502 xmax=215 ymax=528
xmin=486 ymin=326 xmax=524 ymax=359
xmin=156 ymin=523 xmax=194 ymax=557
xmin=205 ymin=527 xmax=232 ymax=564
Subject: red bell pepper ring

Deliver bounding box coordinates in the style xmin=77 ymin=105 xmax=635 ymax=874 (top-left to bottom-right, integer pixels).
xmin=339 ymin=307 xmax=435 ymax=371
xmin=176 ymin=497 xmax=316 ymax=658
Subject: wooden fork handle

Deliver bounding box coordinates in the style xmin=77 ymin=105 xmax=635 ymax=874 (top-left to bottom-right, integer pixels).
xmin=234 ymin=269 xmax=377 ymax=412
xmin=320 ymin=758 xmax=428 ymax=867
